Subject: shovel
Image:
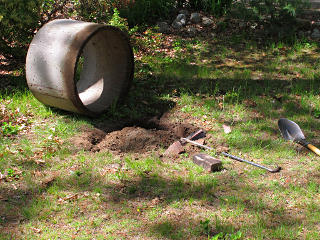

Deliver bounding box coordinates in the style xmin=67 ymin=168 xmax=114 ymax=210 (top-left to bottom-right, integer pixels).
xmin=181 ymin=138 xmax=281 ymax=173
xmin=278 ymin=118 xmax=320 ymax=156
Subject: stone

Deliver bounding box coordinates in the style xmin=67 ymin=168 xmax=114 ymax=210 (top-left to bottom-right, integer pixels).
xmin=172 ymin=20 xmax=183 ymax=29
xmin=239 ymin=21 xmax=246 ymax=28
xmin=157 ymin=22 xmax=170 ymax=33
xmin=190 ymin=12 xmax=201 ymax=24
xmin=187 ymin=26 xmax=197 ymax=36
xmin=176 ymin=13 xmax=186 ymax=25
xmin=172 ymin=13 xmax=187 ymax=29
xmin=179 ymin=9 xmax=189 ymax=16
xmin=202 ymin=17 xmax=213 ymax=26
xmin=193 ymin=153 xmax=222 ymax=172
xmin=311 ymin=28 xmax=320 ymax=39
xmin=164 ymin=141 xmax=185 ymax=156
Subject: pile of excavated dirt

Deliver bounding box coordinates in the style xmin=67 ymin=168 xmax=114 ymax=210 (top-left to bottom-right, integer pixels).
xmin=70 ymin=114 xmax=200 ymax=154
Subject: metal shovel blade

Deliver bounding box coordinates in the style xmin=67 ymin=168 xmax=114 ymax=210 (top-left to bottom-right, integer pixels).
xmin=278 ymin=118 xmax=306 ymax=142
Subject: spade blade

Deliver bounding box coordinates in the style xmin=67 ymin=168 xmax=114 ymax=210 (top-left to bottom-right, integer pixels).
xmin=278 ymin=118 xmax=305 ymax=142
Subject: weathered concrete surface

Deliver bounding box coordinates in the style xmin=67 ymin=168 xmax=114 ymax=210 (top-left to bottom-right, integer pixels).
xmin=26 ymin=19 xmax=134 ymax=116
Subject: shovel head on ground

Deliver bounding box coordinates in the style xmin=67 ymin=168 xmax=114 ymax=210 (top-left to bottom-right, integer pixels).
xmin=164 ymin=129 xmax=206 ymax=156
xmin=193 ymin=153 xmax=222 ymax=172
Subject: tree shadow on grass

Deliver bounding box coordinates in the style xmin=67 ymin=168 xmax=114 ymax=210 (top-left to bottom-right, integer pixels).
xmin=1 ymin=168 xmax=312 ymax=239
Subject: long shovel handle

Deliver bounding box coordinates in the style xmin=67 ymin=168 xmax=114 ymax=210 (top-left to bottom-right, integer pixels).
xmin=307 ymin=144 xmax=320 ymax=156
xmin=180 ymin=138 xmax=281 ymax=173
xmin=221 ymin=152 xmax=281 ymax=173
xmin=298 ymin=139 xmax=320 ymax=156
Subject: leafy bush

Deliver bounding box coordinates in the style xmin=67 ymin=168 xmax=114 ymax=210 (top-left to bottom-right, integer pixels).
xmin=119 ymin=0 xmax=176 ymax=27
xmin=233 ymin=0 xmax=309 ymax=23
xmin=1 ymin=122 xmax=20 ymax=136
xmin=108 ymin=8 xmax=129 ymax=32
xmin=0 ymin=0 xmax=42 ymax=56
xmin=69 ymin=0 xmax=113 ymax=23
xmin=182 ymin=0 xmax=233 ymax=16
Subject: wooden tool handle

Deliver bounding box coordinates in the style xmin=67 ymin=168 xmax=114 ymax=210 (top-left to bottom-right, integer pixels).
xmin=307 ymin=144 xmax=320 ymax=156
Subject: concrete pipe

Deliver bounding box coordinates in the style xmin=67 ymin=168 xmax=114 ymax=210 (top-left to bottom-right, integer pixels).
xmin=26 ymin=19 xmax=134 ymax=116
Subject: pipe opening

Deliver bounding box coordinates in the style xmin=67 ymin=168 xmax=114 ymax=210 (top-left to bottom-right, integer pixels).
xmin=75 ymin=28 xmax=132 ymax=114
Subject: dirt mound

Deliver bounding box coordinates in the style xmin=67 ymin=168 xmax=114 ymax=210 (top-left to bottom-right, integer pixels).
xmin=93 ymin=127 xmax=173 ymax=153
xmin=70 ymin=127 xmax=106 ymax=151
xmin=71 ymin=115 xmax=200 ymax=154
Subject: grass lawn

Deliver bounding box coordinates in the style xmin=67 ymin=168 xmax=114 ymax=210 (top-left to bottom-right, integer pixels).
xmin=1 ymin=21 xmax=320 ymax=239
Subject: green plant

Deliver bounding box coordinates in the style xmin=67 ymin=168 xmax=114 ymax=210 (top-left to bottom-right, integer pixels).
xmin=108 ymin=8 xmax=129 ymax=32
xmin=183 ymin=0 xmax=233 ymax=15
xmin=200 ymin=219 xmax=211 ymax=236
xmin=235 ymin=0 xmax=309 ymax=24
xmin=1 ymin=122 xmax=20 ymax=135
xmin=210 ymin=231 xmax=242 ymax=240
xmin=119 ymin=0 xmax=176 ymax=27
xmin=6 ymin=168 xmax=15 ymax=178
xmin=0 ymin=0 xmax=42 ymax=56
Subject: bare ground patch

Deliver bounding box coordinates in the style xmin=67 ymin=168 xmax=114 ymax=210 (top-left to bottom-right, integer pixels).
xmin=70 ymin=113 xmax=200 ymax=155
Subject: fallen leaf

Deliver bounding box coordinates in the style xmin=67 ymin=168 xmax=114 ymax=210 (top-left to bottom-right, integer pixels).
xmin=223 ymin=124 xmax=231 ymax=134
xmin=63 ymin=194 xmax=78 ymax=201
xmin=32 ymin=227 xmax=41 ymax=233
xmin=0 ymin=195 xmax=8 ymax=201
xmin=216 ymin=145 xmax=230 ymax=153
xmin=0 ymin=172 xmax=5 ymax=181
xmin=41 ymin=175 xmax=56 ymax=187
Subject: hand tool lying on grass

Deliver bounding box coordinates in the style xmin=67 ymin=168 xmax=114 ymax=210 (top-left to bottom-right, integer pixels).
xmin=278 ymin=118 xmax=320 ymax=156
xmin=164 ymin=129 xmax=206 ymax=156
xmin=181 ymin=138 xmax=281 ymax=173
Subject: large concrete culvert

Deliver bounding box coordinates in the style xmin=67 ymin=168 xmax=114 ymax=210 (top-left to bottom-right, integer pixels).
xmin=26 ymin=19 xmax=134 ymax=116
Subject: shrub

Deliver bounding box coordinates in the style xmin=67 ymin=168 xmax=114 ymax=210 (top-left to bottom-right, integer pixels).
xmin=233 ymin=0 xmax=309 ymax=23
xmin=182 ymin=0 xmax=233 ymax=16
xmin=119 ymin=0 xmax=176 ymax=27
xmin=0 ymin=0 xmax=42 ymax=57
xmin=108 ymin=8 xmax=129 ymax=32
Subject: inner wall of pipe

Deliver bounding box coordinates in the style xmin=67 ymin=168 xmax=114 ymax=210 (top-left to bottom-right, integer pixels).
xmin=76 ymin=29 xmax=130 ymax=113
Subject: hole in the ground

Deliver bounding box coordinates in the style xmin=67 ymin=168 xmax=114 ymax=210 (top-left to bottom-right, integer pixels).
xmin=71 ymin=114 xmax=200 ymax=154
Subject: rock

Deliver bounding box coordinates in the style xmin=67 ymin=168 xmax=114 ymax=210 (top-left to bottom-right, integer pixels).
xmin=190 ymin=12 xmax=201 ymax=24
xmin=187 ymin=26 xmax=197 ymax=36
xmin=176 ymin=13 xmax=187 ymax=22
xmin=311 ymin=28 xmax=320 ymax=39
xmin=176 ymin=13 xmax=186 ymax=25
xmin=179 ymin=9 xmax=189 ymax=16
xmin=250 ymin=22 xmax=258 ymax=29
xmin=193 ymin=153 xmax=222 ymax=172
xmin=172 ymin=13 xmax=186 ymax=29
xmin=164 ymin=141 xmax=185 ymax=156
xmin=202 ymin=17 xmax=213 ymax=26
xmin=239 ymin=21 xmax=246 ymax=28
xmin=172 ymin=20 xmax=184 ymax=29
xmin=157 ymin=22 xmax=170 ymax=33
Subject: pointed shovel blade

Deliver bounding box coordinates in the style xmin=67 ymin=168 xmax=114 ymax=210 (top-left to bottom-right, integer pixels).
xmin=278 ymin=118 xmax=305 ymax=142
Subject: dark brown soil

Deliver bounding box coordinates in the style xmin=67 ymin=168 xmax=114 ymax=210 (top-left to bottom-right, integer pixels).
xmin=70 ymin=113 xmax=200 ymax=154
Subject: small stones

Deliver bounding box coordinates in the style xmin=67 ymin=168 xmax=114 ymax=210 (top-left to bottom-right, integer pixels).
xmin=202 ymin=17 xmax=213 ymax=26
xmin=156 ymin=22 xmax=170 ymax=33
xmin=311 ymin=28 xmax=320 ymax=39
xmin=190 ymin=12 xmax=201 ymax=24
xmin=172 ymin=13 xmax=187 ymax=29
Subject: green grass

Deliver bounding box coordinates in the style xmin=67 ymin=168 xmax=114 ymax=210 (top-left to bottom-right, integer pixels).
xmin=2 ymin=25 xmax=320 ymax=240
